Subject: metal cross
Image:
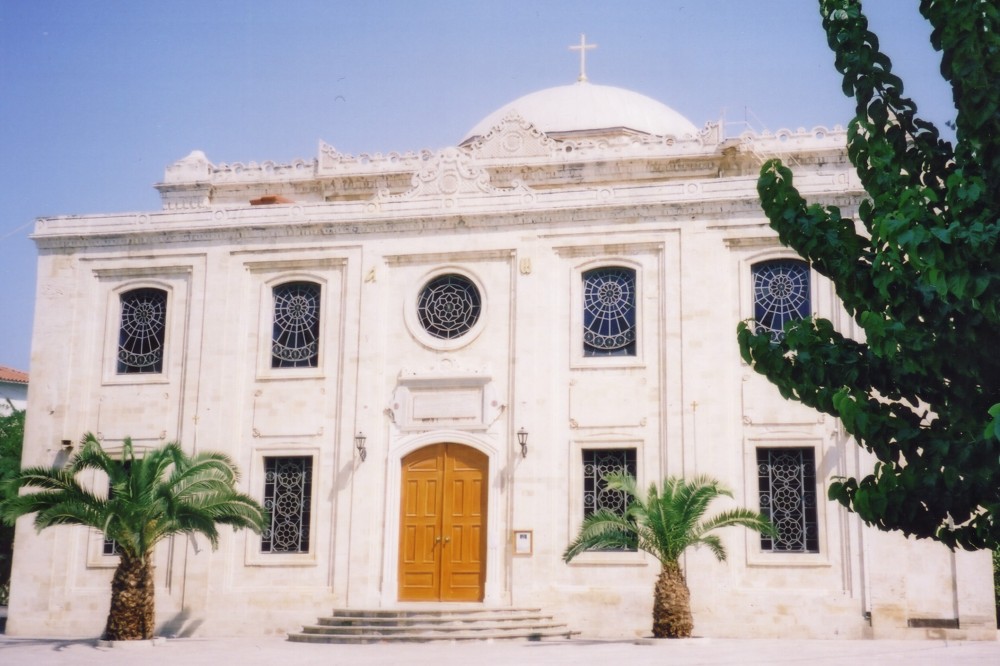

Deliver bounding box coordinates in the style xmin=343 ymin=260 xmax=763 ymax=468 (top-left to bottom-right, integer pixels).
xmin=569 ymin=34 xmax=597 ymax=82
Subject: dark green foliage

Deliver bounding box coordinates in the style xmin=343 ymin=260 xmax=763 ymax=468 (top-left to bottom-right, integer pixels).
xmin=738 ymin=0 xmax=1000 ymax=549
xmin=0 ymin=403 xmax=24 ymax=604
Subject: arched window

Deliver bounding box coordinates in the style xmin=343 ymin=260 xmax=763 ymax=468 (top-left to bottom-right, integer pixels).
xmin=272 ymin=281 xmax=321 ymax=368
xmin=417 ymin=273 xmax=482 ymax=340
xmin=583 ymin=267 xmax=636 ymax=357
xmin=117 ymin=287 xmax=167 ymax=374
xmin=752 ymin=259 xmax=810 ymax=342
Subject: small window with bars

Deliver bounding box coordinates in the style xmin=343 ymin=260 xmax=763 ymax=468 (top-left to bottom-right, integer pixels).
xmin=582 ymin=448 xmax=637 ymax=551
xmin=261 ymin=456 xmax=313 ymax=554
xmin=757 ymin=447 xmax=819 ymax=553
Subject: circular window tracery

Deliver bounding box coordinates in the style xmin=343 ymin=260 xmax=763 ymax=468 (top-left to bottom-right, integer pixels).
xmin=417 ymin=273 xmax=482 ymax=340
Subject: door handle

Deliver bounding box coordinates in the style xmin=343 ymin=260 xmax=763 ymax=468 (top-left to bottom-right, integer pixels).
xmin=443 ymin=536 xmax=451 ymax=544
xmin=434 ymin=536 xmax=442 ymax=544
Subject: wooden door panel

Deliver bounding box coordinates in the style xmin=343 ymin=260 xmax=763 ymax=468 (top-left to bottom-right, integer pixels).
xmin=399 ymin=444 xmax=486 ymax=602
xmin=399 ymin=446 xmax=445 ymax=601
xmin=441 ymin=446 xmax=487 ymax=601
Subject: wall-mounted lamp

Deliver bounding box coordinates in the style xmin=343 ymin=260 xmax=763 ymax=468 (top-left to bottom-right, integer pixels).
xmin=355 ymin=431 xmax=367 ymax=462
xmin=517 ymin=427 xmax=529 ymax=458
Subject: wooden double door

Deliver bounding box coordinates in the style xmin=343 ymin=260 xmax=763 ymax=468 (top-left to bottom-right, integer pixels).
xmin=398 ymin=444 xmax=487 ymax=601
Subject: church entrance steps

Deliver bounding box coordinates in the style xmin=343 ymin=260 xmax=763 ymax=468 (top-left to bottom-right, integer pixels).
xmin=286 ymin=607 xmax=579 ymax=644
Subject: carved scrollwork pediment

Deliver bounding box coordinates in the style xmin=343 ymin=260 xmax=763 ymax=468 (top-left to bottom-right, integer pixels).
xmin=464 ymin=112 xmax=559 ymax=159
xmin=374 ymin=147 xmax=532 ymax=205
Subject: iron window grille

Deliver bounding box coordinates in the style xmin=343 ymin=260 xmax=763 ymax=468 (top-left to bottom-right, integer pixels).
xmin=757 ymin=447 xmax=819 ymax=553
xmin=752 ymin=259 xmax=810 ymax=342
xmin=271 ymin=281 xmax=321 ymax=368
xmin=117 ymin=288 xmax=167 ymax=374
xmin=582 ymin=448 xmax=638 ymax=551
xmin=417 ymin=273 xmax=482 ymax=340
xmin=261 ymin=456 xmax=312 ymax=554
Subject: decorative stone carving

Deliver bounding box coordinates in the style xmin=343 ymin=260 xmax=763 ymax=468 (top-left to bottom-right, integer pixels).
xmin=387 ymin=362 xmax=503 ymax=432
xmin=465 ymin=112 xmax=559 ymax=159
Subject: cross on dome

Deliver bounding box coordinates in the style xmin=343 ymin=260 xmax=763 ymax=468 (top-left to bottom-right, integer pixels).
xmin=569 ymin=34 xmax=597 ymax=82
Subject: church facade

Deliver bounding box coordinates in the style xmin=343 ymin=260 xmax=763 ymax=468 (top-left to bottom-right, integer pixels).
xmin=9 ymin=76 xmax=996 ymax=639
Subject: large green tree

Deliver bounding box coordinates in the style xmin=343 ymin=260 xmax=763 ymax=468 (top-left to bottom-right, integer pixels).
xmin=563 ymin=474 xmax=773 ymax=638
xmin=0 ymin=433 xmax=267 ymax=640
xmin=738 ymin=0 xmax=1000 ymax=550
xmin=0 ymin=403 xmax=25 ymax=604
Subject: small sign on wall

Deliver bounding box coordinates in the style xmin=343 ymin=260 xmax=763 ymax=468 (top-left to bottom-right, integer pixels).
xmin=513 ymin=530 xmax=533 ymax=556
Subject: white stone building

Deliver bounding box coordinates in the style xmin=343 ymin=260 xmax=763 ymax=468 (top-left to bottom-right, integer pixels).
xmin=9 ymin=75 xmax=996 ymax=640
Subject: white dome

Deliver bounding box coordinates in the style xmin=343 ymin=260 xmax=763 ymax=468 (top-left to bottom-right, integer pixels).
xmin=463 ymin=81 xmax=698 ymax=142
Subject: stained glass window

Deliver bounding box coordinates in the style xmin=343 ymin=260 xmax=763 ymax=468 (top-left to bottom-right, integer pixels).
xmin=262 ymin=456 xmax=312 ymax=554
xmin=117 ymin=288 xmax=167 ymax=374
xmin=752 ymin=260 xmax=810 ymax=342
xmin=757 ymin=447 xmax=819 ymax=553
xmin=583 ymin=448 xmax=637 ymax=551
xmin=417 ymin=274 xmax=482 ymax=339
xmin=583 ymin=267 xmax=636 ymax=356
xmin=272 ymin=282 xmax=320 ymax=368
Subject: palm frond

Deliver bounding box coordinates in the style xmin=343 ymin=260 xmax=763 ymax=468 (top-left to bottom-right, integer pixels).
xmin=564 ymin=473 xmax=774 ymax=569
xmin=563 ymin=509 xmax=638 ymax=561
xmin=3 ymin=434 xmax=266 ymax=558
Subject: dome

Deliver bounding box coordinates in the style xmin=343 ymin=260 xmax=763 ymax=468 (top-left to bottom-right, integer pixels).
xmin=463 ymin=81 xmax=698 ymax=143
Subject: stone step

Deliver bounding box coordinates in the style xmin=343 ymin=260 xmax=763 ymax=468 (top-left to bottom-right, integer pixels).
xmin=302 ymin=620 xmax=569 ymax=635
xmin=287 ymin=607 xmax=578 ymax=644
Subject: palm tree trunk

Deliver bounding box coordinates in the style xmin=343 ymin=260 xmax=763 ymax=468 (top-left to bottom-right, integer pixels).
xmin=103 ymin=552 xmax=155 ymax=640
xmin=652 ymin=561 xmax=693 ymax=638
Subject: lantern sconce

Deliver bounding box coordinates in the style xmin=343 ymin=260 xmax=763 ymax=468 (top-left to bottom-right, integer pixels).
xmin=355 ymin=431 xmax=367 ymax=462
xmin=517 ymin=427 xmax=529 ymax=458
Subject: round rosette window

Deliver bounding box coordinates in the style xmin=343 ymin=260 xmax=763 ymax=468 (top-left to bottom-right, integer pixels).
xmin=416 ymin=273 xmax=483 ymax=341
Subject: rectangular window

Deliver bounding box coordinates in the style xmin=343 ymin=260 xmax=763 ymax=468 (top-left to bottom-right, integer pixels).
xmin=582 ymin=448 xmax=637 ymax=551
xmin=757 ymin=447 xmax=819 ymax=553
xmin=261 ymin=456 xmax=312 ymax=554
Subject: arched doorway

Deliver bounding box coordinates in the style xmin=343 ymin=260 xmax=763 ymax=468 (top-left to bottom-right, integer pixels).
xmin=398 ymin=444 xmax=487 ymax=601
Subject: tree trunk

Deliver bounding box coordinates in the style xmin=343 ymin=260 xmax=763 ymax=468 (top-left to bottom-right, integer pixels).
xmin=652 ymin=561 xmax=693 ymax=638
xmin=103 ymin=552 xmax=155 ymax=640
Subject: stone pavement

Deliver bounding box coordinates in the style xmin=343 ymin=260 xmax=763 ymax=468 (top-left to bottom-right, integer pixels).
xmin=0 ymin=635 xmax=998 ymax=666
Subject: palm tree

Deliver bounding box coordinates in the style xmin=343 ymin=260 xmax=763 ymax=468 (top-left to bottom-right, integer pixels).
xmin=0 ymin=433 xmax=267 ymax=641
xmin=563 ymin=473 xmax=774 ymax=638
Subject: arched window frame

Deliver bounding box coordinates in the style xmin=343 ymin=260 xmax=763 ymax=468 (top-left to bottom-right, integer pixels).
xmin=270 ymin=280 xmax=322 ymax=369
xmin=115 ymin=286 xmax=169 ymax=375
xmin=749 ymin=258 xmax=812 ymax=342
xmin=581 ymin=265 xmax=638 ymax=357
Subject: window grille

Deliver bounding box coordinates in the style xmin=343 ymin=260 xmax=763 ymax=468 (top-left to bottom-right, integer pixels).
xmin=117 ymin=288 xmax=167 ymax=374
xmin=757 ymin=447 xmax=819 ymax=552
xmin=582 ymin=448 xmax=637 ymax=551
xmin=417 ymin=274 xmax=482 ymax=339
xmin=271 ymin=281 xmax=321 ymax=368
xmin=261 ymin=456 xmax=312 ymax=554
xmin=752 ymin=260 xmax=810 ymax=342
xmin=583 ymin=267 xmax=636 ymax=356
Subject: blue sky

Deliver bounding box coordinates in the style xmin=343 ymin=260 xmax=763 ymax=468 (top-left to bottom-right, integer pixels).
xmin=0 ymin=1 xmax=953 ymax=372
